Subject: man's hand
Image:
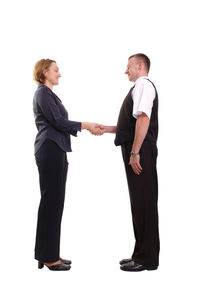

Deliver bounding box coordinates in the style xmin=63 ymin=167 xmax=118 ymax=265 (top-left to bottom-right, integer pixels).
xmin=81 ymin=123 xmax=116 ymax=135
xmin=81 ymin=122 xmax=105 ymax=135
xmin=129 ymin=155 xmax=143 ymax=175
xmin=88 ymin=123 xmax=105 ymax=136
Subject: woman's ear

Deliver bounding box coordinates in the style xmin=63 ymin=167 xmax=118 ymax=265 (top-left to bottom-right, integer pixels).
xmin=43 ymin=70 xmax=47 ymax=77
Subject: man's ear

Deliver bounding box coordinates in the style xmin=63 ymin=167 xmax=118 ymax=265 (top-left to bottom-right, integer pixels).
xmin=138 ymin=61 xmax=143 ymax=70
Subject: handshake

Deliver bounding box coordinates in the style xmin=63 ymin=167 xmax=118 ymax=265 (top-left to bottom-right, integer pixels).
xmin=81 ymin=123 xmax=116 ymax=136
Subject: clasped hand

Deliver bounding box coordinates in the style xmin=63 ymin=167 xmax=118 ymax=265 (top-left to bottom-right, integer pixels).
xmin=87 ymin=123 xmax=106 ymax=136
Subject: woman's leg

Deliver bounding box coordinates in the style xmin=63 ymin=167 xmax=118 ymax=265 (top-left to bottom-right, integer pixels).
xmin=34 ymin=140 xmax=68 ymax=263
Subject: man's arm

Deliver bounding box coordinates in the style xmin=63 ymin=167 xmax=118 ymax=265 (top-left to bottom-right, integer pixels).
xmin=101 ymin=126 xmax=116 ymax=133
xmin=129 ymin=113 xmax=150 ymax=175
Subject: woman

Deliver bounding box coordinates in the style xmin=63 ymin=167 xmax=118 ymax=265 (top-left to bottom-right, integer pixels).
xmin=33 ymin=59 xmax=103 ymax=271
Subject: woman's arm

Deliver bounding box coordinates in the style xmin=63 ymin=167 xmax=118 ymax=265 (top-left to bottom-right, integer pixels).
xmin=37 ymin=88 xmax=105 ymax=136
xmin=37 ymin=89 xmax=81 ymax=133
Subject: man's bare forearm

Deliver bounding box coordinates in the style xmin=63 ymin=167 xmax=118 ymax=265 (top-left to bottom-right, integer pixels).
xmin=132 ymin=113 xmax=150 ymax=153
xmin=103 ymin=126 xmax=117 ymax=133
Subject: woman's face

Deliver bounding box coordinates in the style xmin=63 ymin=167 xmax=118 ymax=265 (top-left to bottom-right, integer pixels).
xmin=44 ymin=62 xmax=61 ymax=85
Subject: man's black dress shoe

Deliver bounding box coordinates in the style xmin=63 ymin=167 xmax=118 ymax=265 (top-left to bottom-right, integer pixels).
xmin=120 ymin=261 xmax=157 ymax=272
xmin=119 ymin=258 xmax=133 ymax=265
xmin=60 ymin=258 xmax=72 ymax=265
xmin=38 ymin=261 xmax=71 ymax=271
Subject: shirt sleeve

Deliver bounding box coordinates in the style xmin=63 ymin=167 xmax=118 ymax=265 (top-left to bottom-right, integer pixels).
xmin=132 ymin=79 xmax=155 ymax=119
xmin=37 ymin=88 xmax=82 ymax=133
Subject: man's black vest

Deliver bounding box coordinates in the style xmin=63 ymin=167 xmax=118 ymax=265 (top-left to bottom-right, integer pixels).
xmin=114 ymin=79 xmax=158 ymax=146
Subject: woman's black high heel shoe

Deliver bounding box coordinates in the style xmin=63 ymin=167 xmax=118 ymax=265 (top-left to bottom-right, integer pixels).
xmin=38 ymin=261 xmax=71 ymax=271
xmin=38 ymin=262 xmax=44 ymax=269
xmin=60 ymin=258 xmax=72 ymax=265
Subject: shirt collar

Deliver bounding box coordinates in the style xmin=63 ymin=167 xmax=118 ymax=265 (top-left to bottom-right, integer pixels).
xmin=135 ymin=76 xmax=149 ymax=83
xmin=132 ymin=76 xmax=149 ymax=88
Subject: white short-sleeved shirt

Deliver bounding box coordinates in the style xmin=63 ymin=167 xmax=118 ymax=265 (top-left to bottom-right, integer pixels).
xmin=132 ymin=76 xmax=156 ymax=119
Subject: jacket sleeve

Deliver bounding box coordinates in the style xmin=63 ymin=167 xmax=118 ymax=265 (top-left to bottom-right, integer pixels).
xmin=37 ymin=88 xmax=82 ymax=134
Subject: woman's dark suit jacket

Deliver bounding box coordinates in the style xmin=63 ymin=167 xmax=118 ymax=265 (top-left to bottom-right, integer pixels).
xmin=33 ymin=83 xmax=82 ymax=154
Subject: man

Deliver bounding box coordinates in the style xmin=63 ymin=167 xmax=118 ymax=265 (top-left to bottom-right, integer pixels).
xmin=103 ymin=53 xmax=159 ymax=271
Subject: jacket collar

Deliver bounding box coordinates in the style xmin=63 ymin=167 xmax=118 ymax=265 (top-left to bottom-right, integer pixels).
xmin=37 ymin=83 xmax=62 ymax=102
xmin=37 ymin=83 xmax=53 ymax=93
xmin=38 ymin=83 xmax=48 ymax=89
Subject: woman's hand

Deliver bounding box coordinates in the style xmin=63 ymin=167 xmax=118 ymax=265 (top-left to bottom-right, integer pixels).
xmin=81 ymin=122 xmax=105 ymax=135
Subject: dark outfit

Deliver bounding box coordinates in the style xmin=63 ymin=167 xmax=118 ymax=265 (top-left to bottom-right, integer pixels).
xmin=33 ymin=83 xmax=81 ymax=262
xmin=115 ymin=79 xmax=160 ymax=268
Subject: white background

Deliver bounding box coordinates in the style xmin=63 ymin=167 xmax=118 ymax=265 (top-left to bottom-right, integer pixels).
xmin=0 ymin=0 xmax=200 ymax=299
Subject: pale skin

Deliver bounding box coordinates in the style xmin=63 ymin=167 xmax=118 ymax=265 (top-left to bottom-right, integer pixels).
xmin=42 ymin=62 xmax=104 ymax=266
xmin=102 ymin=56 xmax=150 ymax=176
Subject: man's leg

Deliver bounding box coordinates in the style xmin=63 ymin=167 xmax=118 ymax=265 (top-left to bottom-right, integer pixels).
xmin=121 ymin=141 xmax=159 ymax=268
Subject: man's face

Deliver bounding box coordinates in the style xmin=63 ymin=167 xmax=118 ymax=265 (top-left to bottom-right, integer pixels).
xmin=125 ymin=57 xmax=140 ymax=82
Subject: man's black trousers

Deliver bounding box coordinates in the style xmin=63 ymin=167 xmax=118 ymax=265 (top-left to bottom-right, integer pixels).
xmin=34 ymin=139 xmax=68 ymax=263
xmin=121 ymin=140 xmax=160 ymax=268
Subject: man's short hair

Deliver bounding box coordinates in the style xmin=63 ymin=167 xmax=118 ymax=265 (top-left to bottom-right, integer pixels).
xmin=129 ymin=53 xmax=151 ymax=72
